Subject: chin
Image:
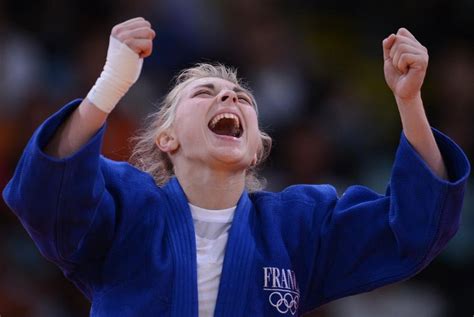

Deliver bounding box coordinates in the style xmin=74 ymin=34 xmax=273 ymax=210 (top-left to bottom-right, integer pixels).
xmin=210 ymin=151 xmax=251 ymax=170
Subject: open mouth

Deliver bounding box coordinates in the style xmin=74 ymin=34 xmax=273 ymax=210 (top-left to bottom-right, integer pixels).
xmin=208 ymin=113 xmax=243 ymax=138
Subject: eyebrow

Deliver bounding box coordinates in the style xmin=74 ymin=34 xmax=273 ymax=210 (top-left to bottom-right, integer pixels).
xmin=192 ymin=83 xmax=249 ymax=95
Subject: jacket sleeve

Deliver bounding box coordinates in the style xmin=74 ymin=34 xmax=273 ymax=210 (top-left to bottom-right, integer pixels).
xmin=302 ymin=128 xmax=470 ymax=311
xmin=2 ymin=99 xmax=117 ymax=297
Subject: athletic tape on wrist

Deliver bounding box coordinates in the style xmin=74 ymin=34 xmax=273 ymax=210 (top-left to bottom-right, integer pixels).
xmin=87 ymin=36 xmax=143 ymax=113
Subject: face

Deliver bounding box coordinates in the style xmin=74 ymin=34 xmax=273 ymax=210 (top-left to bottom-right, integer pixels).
xmin=162 ymin=77 xmax=261 ymax=172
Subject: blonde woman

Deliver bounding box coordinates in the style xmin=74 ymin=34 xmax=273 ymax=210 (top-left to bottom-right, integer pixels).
xmin=3 ymin=17 xmax=470 ymax=316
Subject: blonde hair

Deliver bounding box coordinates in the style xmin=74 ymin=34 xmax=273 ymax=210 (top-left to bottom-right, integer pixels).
xmin=129 ymin=63 xmax=272 ymax=192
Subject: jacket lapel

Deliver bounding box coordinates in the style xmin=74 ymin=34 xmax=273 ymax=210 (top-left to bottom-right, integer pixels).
xmin=214 ymin=191 xmax=256 ymax=316
xmin=163 ymin=177 xmax=198 ymax=316
xmin=163 ymin=177 xmax=256 ymax=317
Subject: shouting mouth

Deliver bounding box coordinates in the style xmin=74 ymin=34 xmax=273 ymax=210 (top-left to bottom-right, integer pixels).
xmin=208 ymin=113 xmax=243 ymax=138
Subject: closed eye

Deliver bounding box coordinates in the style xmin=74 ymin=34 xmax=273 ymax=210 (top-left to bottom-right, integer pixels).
xmin=238 ymin=95 xmax=253 ymax=105
xmin=194 ymin=90 xmax=213 ymax=97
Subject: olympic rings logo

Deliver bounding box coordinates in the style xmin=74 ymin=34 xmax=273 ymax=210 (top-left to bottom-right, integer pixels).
xmin=268 ymin=291 xmax=299 ymax=315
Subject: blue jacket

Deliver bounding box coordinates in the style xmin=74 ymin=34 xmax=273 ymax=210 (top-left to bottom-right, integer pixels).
xmin=3 ymin=99 xmax=470 ymax=316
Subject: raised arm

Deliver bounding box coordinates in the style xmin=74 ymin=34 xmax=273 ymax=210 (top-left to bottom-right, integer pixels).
xmin=3 ymin=18 xmax=157 ymax=300
xmin=300 ymin=29 xmax=470 ymax=313
xmin=383 ymin=28 xmax=447 ymax=179
xmin=45 ymin=17 xmax=155 ymax=158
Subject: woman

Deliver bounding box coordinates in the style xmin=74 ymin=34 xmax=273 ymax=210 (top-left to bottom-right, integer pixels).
xmin=3 ymin=17 xmax=470 ymax=316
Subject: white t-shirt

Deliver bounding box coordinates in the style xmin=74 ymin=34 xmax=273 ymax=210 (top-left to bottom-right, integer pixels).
xmin=189 ymin=203 xmax=236 ymax=317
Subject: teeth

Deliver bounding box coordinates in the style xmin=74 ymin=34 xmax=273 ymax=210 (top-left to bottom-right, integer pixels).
xmin=209 ymin=113 xmax=240 ymax=128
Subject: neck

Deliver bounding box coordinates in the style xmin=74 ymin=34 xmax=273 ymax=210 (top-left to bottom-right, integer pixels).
xmin=174 ymin=163 xmax=245 ymax=210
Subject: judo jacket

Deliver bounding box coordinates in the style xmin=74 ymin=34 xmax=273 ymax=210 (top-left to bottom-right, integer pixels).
xmin=3 ymin=99 xmax=470 ymax=316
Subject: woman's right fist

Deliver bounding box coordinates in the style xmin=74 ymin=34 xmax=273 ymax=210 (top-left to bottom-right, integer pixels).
xmin=86 ymin=17 xmax=156 ymax=113
xmin=111 ymin=17 xmax=156 ymax=58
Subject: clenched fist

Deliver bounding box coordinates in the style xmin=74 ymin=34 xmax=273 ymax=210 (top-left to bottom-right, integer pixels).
xmin=111 ymin=17 xmax=156 ymax=58
xmin=87 ymin=17 xmax=156 ymax=113
xmin=383 ymin=28 xmax=428 ymax=101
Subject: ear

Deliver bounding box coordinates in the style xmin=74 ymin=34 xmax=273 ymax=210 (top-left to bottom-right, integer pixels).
xmin=156 ymin=131 xmax=179 ymax=153
xmin=251 ymin=153 xmax=258 ymax=166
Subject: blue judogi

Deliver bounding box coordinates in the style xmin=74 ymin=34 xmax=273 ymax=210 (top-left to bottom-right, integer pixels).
xmin=3 ymin=99 xmax=470 ymax=316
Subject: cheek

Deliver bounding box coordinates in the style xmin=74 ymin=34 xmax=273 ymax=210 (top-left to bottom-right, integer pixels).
xmin=247 ymin=116 xmax=262 ymax=151
xmin=174 ymin=105 xmax=205 ymax=140
xmin=175 ymin=119 xmax=201 ymax=146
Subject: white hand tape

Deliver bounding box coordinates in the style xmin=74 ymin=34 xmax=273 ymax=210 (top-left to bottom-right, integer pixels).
xmin=87 ymin=36 xmax=144 ymax=113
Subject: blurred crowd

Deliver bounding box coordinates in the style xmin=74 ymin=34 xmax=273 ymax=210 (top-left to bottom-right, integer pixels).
xmin=0 ymin=0 xmax=473 ymax=316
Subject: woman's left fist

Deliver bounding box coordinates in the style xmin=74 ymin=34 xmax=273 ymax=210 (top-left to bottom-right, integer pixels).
xmin=383 ymin=28 xmax=428 ymax=101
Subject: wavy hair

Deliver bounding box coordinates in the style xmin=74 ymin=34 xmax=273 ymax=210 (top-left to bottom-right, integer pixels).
xmin=129 ymin=63 xmax=272 ymax=192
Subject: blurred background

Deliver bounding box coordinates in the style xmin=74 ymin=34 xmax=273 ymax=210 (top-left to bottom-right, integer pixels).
xmin=1 ymin=0 xmax=473 ymax=316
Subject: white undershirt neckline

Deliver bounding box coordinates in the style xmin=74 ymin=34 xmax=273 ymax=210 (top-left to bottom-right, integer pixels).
xmin=190 ymin=204 xmax=235 ymax=223
xmin=189 ymin=203 xmax=236 ymax=317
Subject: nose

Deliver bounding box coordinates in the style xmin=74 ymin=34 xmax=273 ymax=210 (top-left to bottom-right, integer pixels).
xmin=220 ymin=90 xmax=238 ymax=103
